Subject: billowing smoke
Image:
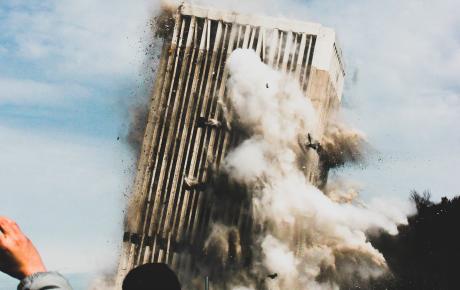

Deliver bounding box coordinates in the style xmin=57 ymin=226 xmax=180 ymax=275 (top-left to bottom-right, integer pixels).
xmin=320 ymin=119 xmax=368 ymax=170
xmin=87 ymin=273 xmax=116 ymax=290
xmin=125 ymin=6 xmax=174 ymax=157
xmin=127 ymin=104 xmax=149 ymax=152
xmin=197 ymin=49 xmax=414 ymax=290
xmin=204 ymin=224 xmax=243 ymax=268
xmin=322 ymin=177 xmax=361 ymax=204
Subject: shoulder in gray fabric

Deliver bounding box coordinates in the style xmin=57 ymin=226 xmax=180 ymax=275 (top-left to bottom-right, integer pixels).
xmin=18 ymin=272 xmax=73 ymax=290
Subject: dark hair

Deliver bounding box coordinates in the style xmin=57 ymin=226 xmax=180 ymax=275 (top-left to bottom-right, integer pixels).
xmin=122 ymin=263 xmax=181 ymax=290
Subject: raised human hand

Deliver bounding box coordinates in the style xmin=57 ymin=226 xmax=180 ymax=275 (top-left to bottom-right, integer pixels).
xmin=0 ymin=217 xmax=46 ymax=280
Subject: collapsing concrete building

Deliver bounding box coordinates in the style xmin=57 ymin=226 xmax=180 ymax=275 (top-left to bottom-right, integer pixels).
xmin=117 ymin=3 xmax=345 ymax=287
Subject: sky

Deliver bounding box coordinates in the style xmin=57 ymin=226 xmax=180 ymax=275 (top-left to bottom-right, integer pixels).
xmin=0 ymin=0 xmax=160 ymax=280
xmin=0 ymin=0 xmax=459 ymax=284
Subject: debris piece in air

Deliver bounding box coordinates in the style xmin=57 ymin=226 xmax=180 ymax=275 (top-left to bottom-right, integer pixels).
xmin=117 ymin=136 xmax=120 ymax=141
xmin=266 ymin=83 xmax=269 ymax=88
xmin=305 ymin=133 xmax=321 ymax=151
xmin=267 ymin=273 xmax=278 ymax=279
xmin=184 ymin=177 xmax=206 ymax=191
xmin=197 ymin=116 xmax=222 ymax=128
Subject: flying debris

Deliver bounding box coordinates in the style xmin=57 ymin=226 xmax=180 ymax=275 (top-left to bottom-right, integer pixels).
xmin=184 ymin=176 xmax=206 ymax=190
xmin=305 ymin=133 xmax=321 ymax=151
xmin=267 ymin=273 xmax=278 ymax=280
xmin=197 ymin=116 xmax=222 ymax=128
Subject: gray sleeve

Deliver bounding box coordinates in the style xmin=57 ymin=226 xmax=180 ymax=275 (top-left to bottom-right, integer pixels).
xmin=17 ymin=272 xmax=73 ymax=290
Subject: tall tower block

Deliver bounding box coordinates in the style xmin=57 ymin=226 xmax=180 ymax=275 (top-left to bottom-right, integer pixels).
xmin=117 ymin=3 xmax=345 ymax=286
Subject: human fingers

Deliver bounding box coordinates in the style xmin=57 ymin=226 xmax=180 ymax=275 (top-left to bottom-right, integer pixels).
xmin=0 ymin=217 xmax=20 ymax=236
xmin=0 ymin=218 xmax=25 ymax=246
xmin=0 ymin=217 xmax=10 ymax=235
xmin=0 ymin=217 xmax=8 ymax=246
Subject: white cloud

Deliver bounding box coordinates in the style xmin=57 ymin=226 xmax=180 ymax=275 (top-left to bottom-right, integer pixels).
xmin=0 ymin=77 xmax=91 ymax=105
xmin=2 ymin=0 xmax=161 ymax=80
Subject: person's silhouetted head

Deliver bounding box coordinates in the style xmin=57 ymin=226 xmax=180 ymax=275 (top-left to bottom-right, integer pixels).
xmin=122 ymin=263 xmax=181 ymax=290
